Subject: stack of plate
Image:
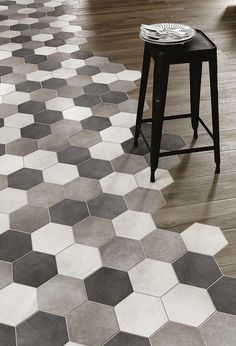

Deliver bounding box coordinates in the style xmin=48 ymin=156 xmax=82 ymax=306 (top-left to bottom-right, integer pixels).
xmin=139 ymin=23 xmax=196 ymax=45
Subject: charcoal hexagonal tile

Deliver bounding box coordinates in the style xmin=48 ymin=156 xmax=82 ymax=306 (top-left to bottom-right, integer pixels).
xmin=141 ymin=229 xmax=186 ymax=263
xmin=56 ymin=243 xmax=102 ymax=279
xmin=74 ymin=94 xmax=101 ymax=107
xmin=16 ymin=311 xmax=68 ymax=346
xmin=101 ymin=91 xmax=128 ymax=104
xmin=38 ymin=275 xmax=87 ymax=316
xmin=67 ymin=301 xmax=119 ymax=346
xmin=101 ymin=237 xmax=145 ymax=271
xmin=84 ymin=83 xmax=109 ymax=96
xmin=0 ymin=324 xmax=16 ymax=346
xmin=13 ymin=251 xmax=57 ymax=287
xmin=49 ymin=199 xmax=89 ymax=226
xmin=8 ymin=168 xmax=43 ymax=190
xmin=16 ymin=80 xmax=41 ymax=92
xmin=104 ymin=332 xmax=151 ymax=346
xmin=77 ymin=65 xmax=100 ymax=76
xmin=10 ymin=204 xmax=49 ymax=233
xmin=88 ymin=193 xmax=127 ymax=219
xmin=81 ymin=116 xmax=110 ymax=131
xmin=0 ymin=66 xmax=13 ymax=77
xmin=122 ymin=137 xmax=150 ymax=156
xmin=42 ymin=77 xmax=67 ymax=89
xmin=208 ymin=276 xmax=236 ymax=315
xmin=173 ymin=251 xmax=222 ymax=288
xmin=18 ymin=100 xmax=46 ymax=114
xmin=25 ymin=54 xmax=47 ymax=64
xmin=73 ymin=216 xmax=115 ymax=248
xmin=78 ymin=158 xmax=113 ymax=179
xmin=85 ymin=267 xmax=133 ymax=306
xmin=57 ymin=146 xmax=90 ymax=165
xmin=0 ymin=230 xmax=32 ymax=262
xmin=34 ymin=109 xmax=63 ymax=124
xmin=125 ymin=187 xmax=165 ymax=214
xmin=163 ymin=284 xmax=216 ymax=327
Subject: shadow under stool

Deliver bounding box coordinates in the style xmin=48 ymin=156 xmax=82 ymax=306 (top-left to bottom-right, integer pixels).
xmin=134 ymin=29 xmax=220 ymax=182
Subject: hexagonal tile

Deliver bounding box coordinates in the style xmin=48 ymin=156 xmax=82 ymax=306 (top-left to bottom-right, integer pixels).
xmin=27 ymin=182 xmax=65 ymax=208
xmin=88 ymin=193 xmax=127 ymax=219
xmin=13 ymin=251 xmax=57 ymax=287
xmin=0 ymin=282 xmax=37 ymax=326
xmin=135 ymin=167 xmax=174 ymax=190
xmin=0 ymin=154 xmax=23 ymax=175
xmin=78 ymin=158 xmax=113 ymax=179
xmin=100 ymin=172 xmax=137 ymax=196
xmin=162 ymin=284 xmax=215 ymax=327
xmin=42 ymin=77 xmax=66 ymax=89
xmin=181 ymin=223 xmax=228 ymax=255
xmin=104 ymin=332 xmax=151 ymax=346
xmin=77 ymin=65 xmax=100 ymax=76
xmin=92 ymin=72 xmax=117 ymax=84
xmin=0 ymin=188 xmax=27 ymax=213
xmin=100 ymin=126 xmax=132 ymax=144
xmin=110 ymin=112 xmax=136 ymax=128
xmin=56 ymin=243 xmax=102 ymax=279
xmin=208 ymin=276 xmax=236 ymax=315
xmin=0 ymin=127 xmax=21 ymax=144
xmin=141 ymin=229 xmax=186 ymax=262
xmin=81 ymin=115 xmax=110 ymax=131
xmin=73 ymin=216 xmax=115 ymax=248
xmin=64 ymin=177 xmax=101 ymax=202
xmin=74 ymin=94 xmax=101 ymax=107
xmin=101 ymin=237 xmax=144 ymax=271
xmin=32 ymin=223 xmax=74 ymax=255
xmin=90 ymin=142 xmax=123 ymax=161
xmin=0 ymin=230 xmax=32 ymax=262
xmin=16 ymin=311 xmax=68 ymax=346
xmin=21 ymin=123 xmax=51 ymax=139
xmin=101 ymin=91 xmax=128 ymax=104
xmin=43 ymin=163 xmax=79 ymax=185
xmin=112 ymin=153 xmax=147 ymax=175
xmin=4 ymin=113 xmax=34 ymax=128
xmin=117 ymin=69 xmax=141 ymax=81
xmin=57 ymin=146 xmax=90 ymax=165
xmin=24 ymin=149 xmax=58 ymax=170
xmin=115 ymin=292 xmax=167 ymax=337
xmin=8 ymin=168 xmax=43 ymax=190
xmin=84 ymin=82 xmax=109 ymax=96
xmin=0 ymin=260 xmax=12 ymax=289
xmin=0 ymin=324 xmax=16 ymax=346
xmin=85 ymin=267 xmax=133 ymax=306
xmin=173 ymin=251 xmax=222 ymax=288
xmin=46 ymin=97 xmax=74 ymax=111
xmin=67 ymin=300 xmax=118 ymax=345
xmin=49 ymin=199 xmax=88 ymax=226
xmin=38 ymin=275 xmax=87 ymax=316
xmin=63 ymin=106 xmax=92 ymax=121
xmin=125 ymin=187 xmax=165 ymax=214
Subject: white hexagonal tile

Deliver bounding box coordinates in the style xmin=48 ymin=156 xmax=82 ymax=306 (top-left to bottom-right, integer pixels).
xmin=63 ymin=106 xmax=92 ymax=121
xmin=181 ymin=223 xmax=228 ymax=256
xmin=117 ymin=69 xmax=141 ymax=81
xmin=52 ymin=68 xmax=77 ymax=79
xmin=129 ymin=258 xmax=178 ymax=297
xmin=0 ymin=30 xmax=20 ymax=38
xmin=32 ymin=34 xmax=53 ymax=41
xmin=0 ymin=213 xmax=10 ymax=235
xmin=0 ymin=154 xmax=23 ymax=175
xmin=90 ymin=141 xmax=123 ymax=161
xmin=34 ymin=46 xmax=57 ymax=56
xmin=115 ymin=292 xmax=167 ymax=337
xmin=0 ymin=127 xmax=21 ymax=144
xmin=92 ymin=72 xmax=118 ymax=84
xmin=0 ymin=83 xmax=15 ymax=96
xmin=0 ymin=188 xmax=27 ymax=213
xmin=0 ymin=51 xmax=11 ymax=60
xmin=50 ymin=20 xmax=69 ymax=28
xmin=135 ymin=167 xmax=174 ymax=190
xmin=56 ymin=243 xmax=102 ymax=279
xmin=43 ymin=163 xmax=79 ymax=185
xmin=162 ymin=284 xmax=215 ymax=327
xmin=46 ymin=97 xmax=74 ymax=111
xmin=4 ymin=113 xmax=34 ymax=128
xmin=61 ymin=59 xmax=85 ymax=69
xmin=100 ymin=172 xmax=137 ymax=195
xmin=112 ymin=210 xmax=156 ymax=239
xmin=100 ymin=126 xmax=132 ymax=144
xmin=32 ymin=222 xmax=74 ymax=255
xmin=85 ymin=56 xmax=109 ymax=66
xmin=57 ymin=44 xmax=78 ymax=53
xmin=110 ymin=112 xmax=136 ymax=128
xmin=0 ymin=283 xmax=38 ymax=326
xmin=2 ymin=91 xmax=30 ymax=105
xmin=63 ymin=25 xmax=82 ymax=32
xmin=24 ymin=150 xmax=58 ymax=170
xmin=27 ymin=70 xmax=52 ymax=82
xmin=1 ymin=43 xmax=22 ymax=52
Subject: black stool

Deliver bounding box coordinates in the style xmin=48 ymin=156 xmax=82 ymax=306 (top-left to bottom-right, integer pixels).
xmin=134 ymin=29 xmax=220 ymax=182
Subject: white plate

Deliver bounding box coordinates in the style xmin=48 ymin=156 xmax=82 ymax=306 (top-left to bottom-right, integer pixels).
xmin=140 ymin=23 xmax=196 ymax=45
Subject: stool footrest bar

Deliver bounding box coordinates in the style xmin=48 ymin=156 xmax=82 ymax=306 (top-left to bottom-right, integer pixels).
xmin=159 ymin=145 xmax=215 ymax=157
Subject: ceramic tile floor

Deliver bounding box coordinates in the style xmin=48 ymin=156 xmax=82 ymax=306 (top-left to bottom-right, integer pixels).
xmin=0 ymin=0 xmax=235 ymax=345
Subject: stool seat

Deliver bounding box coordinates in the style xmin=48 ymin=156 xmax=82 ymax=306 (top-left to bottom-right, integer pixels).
xmin=134 ymin=29 xmax=220 ymax=182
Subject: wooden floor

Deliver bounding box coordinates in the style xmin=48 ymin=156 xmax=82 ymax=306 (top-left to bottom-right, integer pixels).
xmin=76 ymin=0 xmax=236 ymax=276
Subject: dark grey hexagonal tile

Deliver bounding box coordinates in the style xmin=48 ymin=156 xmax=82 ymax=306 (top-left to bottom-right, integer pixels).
xmin=101 ymin=91 xmax=128 ymax=104
xmin=8 ymin=168 xmax=43 ymax=190
xmin=85 ymin=267 xmax=133 ymax=306
xmin=25 ymin=54 xmax=47 ymax=64
xmin=57 ymin=146 xmax=90 ymax=165
xmin=84 ymin=83 xmax=109 ymax=96
xmin=34 ymin=109 xmax=63 ymax=124
xmin=21 ymin=123 xmax=51 ymax=139
xmin=16 ymin=81 xmax=41 ymax=93
xmin=16 ymin=311 xmax=68 ymax=346
xmin=12 ymin=48 xmax=34 ymax=58
xmin=18 ymin=100 xmax=46 ymax=115
xmin=161 ymin=133 xmax=186 ymax=151
xmin=71 ymin=50 xmax=93 ymax=59
xmin=11 ymin=36 xmax=31 ymax=44
xmin=81 ymin=116 xmax=111 ymax=131
xmin=0 ymin=66 xmax=13 ymax=77
xmin=74 ymin=94 xmax=101 ymax=107
xmin=45 ymin=39 xmax=65 ymax=47
xmin=78 ymin=158 xmax=113 ymax=179
xmin=49 ymin=199 xmax=89 ymax=226
xmin=0 ymin=230 xmax=32 ymax=262
xmin=173 ymin=252 xmax=222 ymax=288
xmin=38 ymin=61 xmax=61 ymax=71
xmin=88 ymin=193 xmax=127 ymax=219
xmin=13 ymin=251 xmax=57 ymax=287
xmin=42 ymin=78 xmax=67 ymax=90
xmin=10 ymin=24 xmax=29 ymax=30
xmin=125 ymin=187 xmax=165 ymax=214
xmin=77 ymin=65 xmax=100 ymax=76
xmin=104 ymin=332 xmax=151 ymax=346
xmin=0 ymin=324 xmax=16 ymax=346
xmin=208 ymin=276 xmax=236 ymax=315
xmin=122 ymin=137 xmax=150 ymax=156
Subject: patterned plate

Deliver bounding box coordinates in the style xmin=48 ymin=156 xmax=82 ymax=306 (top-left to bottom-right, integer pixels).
xmin=140 ymin=23 xmax=196 ymax=45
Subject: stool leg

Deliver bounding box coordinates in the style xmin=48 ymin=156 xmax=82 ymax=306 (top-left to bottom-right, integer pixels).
xmin=134 ymin=43 xmax=151 ymax=147
xmin=190 ymin=61 xmax=202 ymax=139
xmin=209 ymin=54 xmax=220 ymax=174
xmin=150 ymin=59 xmax=169 ymax=182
